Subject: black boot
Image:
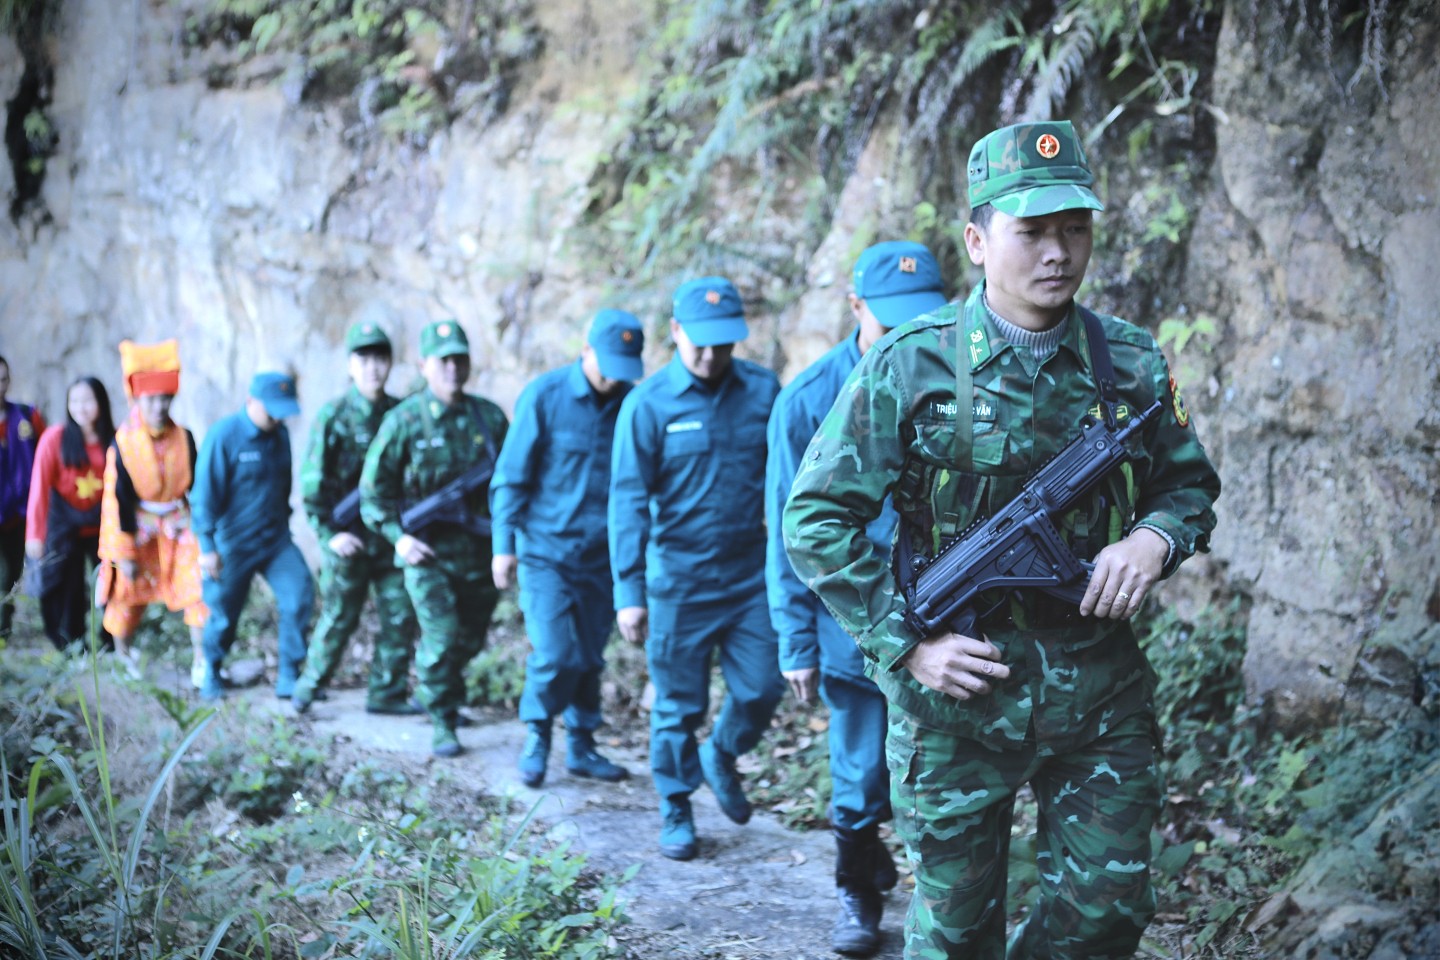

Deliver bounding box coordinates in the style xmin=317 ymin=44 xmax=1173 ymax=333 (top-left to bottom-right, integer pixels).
xmin=833 ymin=825 xmax=883 ymax=957
xmin=870 ymin=829 xmax=898 ymax=892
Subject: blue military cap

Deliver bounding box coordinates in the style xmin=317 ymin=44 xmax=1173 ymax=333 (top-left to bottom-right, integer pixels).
xmin=852 ymin=241 xmax=948 ymax=329
xmin=588 ymin=309 xmax=645 ymax=381
xmin=249 ymin=371 xmax=300 ymax=419
xmin=672 ymin=276 xmax=748 ymax=347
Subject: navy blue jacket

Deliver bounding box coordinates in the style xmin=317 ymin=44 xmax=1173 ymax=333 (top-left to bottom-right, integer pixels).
xmin=609 ymin=356 xmax=778 ymax=607
xmin=490 ymin=361 xmax=630 ymax=572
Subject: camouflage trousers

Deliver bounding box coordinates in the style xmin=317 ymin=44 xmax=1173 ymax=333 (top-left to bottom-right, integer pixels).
xmin=295 ymin=548 xmax=417 ymax=709
xmin=887 ymin=706 xmax=1160 ymax=959
xmin=404 ymin=561 xmax=498 ymax=729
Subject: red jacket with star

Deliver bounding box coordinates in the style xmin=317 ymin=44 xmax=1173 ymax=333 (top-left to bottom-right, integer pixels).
xmin=26 ymin=426 xmax=106 ymax=541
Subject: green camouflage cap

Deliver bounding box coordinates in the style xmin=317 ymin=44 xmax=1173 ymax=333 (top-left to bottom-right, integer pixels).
xmin=345 ymin=320 xmax=391 ymax=353
xmin=967 ymin=121 xmax=1104 ymax=217
xmin=419 ymin=319 xmax=470 ymax=359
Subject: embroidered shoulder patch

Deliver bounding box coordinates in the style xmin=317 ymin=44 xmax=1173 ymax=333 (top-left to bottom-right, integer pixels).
xmin=1169 ymin=375 xmax=1191 ymax=428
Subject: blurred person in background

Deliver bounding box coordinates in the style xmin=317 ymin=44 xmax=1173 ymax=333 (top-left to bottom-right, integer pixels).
xmin=191 ymin=371 xmax=314 ymax=702
xmin=97 ymin=340 xmax=207 ymax=673
xmin=26 ymin=376 xmax=115 ymax=651
xmin=0 ymin=354 xmax=46 ymax=639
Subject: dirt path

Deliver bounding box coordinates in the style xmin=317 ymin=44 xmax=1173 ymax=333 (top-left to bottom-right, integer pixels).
xmin=263 ymin=684 xmax=907 ymax=960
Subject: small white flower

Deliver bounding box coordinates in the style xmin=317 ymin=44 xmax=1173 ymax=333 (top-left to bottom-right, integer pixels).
xmin=358 ymin=827 xmax=371 ymax=843
xmin=292 ymin=792 xmax=312 ymax=814
xmin=226 ymin=830 xmax=241 ymax=844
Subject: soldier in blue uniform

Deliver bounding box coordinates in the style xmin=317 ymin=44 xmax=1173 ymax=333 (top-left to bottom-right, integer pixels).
xmin=609 ymin=277 xmax=785 ymax=861
xmin=766 ymin=241 xmax=949 ymax=956
xmin=490 ymin=309 xmax=646 ymax=787
xmin=192 ymin=372 xmax=315 ymax=701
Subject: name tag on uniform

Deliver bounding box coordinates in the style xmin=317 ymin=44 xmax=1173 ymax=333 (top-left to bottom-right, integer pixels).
xmin=928 ymin=401 xmax=958 ymax=419
xmin=973 ymin=399 xmax=996 ymax=422
xmin=666 ymin=420 xmax=703 ymax=434
xmin=239 ymin=450 xmax=262 ymax=463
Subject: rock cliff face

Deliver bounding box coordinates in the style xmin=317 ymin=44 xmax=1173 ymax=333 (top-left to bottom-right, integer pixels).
xmin=1186 ymin=7 xmax=1438 ymax=728
xmin=1 ymin=0 xmax=1436 ymax=735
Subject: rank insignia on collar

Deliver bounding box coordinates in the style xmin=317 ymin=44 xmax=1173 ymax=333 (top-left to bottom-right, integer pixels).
xmin=18 ymin=420 xmax=33 ymax=441
xmin=966 ymin=322 xmax=992 ymax=368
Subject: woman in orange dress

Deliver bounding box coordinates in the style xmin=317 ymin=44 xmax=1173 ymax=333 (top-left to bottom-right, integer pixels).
xmin=96 ymin=340 xmax=207 ymax=678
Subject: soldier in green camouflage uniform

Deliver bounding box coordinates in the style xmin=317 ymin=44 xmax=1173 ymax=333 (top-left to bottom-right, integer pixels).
xmin=782 ymin=121 xmax=1221 ymax=958
xmin=292 ymin=322 xmax=418 ymax=715
xmin=360 ymin=320 xmax=509 ymax=757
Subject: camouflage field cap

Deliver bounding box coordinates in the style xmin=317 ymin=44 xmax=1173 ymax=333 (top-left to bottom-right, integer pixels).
xmin=967 ymin=120 xmax=1104 ymax=217
xmin=420 ymin=319 xmax=470 ymax=359
xmin=345 ymin=320 xmax=392 ymax=353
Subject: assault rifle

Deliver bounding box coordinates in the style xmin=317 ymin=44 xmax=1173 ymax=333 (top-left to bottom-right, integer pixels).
xmin=399 ymin=459 xmax=495 ymax=538
xmin=902 ymin=400 xmax=1163 ymax=639
xmin=329 ymin=487 xmax=362 ymax=531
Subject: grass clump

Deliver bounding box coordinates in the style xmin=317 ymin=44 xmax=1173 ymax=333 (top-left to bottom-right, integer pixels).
xmin=0 ymin=634 xmax=629 ymax=958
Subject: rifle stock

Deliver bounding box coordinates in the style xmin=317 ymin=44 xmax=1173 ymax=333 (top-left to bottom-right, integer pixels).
xmin=903 ymin=400 xmax=1162 ymax=637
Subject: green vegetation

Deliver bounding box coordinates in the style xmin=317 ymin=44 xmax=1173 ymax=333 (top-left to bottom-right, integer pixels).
xmin=186 ymin=0 xmax=543 ymax=146
xmin=0 ymin=0 xmax=43 ymax=33
xmin=739 ymin=596 xmax=1437 ymax=957
xmin=0 ymin=631 xmax=628 ymax=957
xmin=578 ymin=0 xmax=1225 ymax=312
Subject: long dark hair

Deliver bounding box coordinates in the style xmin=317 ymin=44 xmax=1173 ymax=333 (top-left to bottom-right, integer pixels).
xmin=60 ymin=376 xmax=116 ymax=468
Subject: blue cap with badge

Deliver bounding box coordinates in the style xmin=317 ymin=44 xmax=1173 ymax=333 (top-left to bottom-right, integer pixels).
xmin=852 ymin=241 xmax=948 ymax=329
xmin=587 ymin=309 xmax=645 ymax=381
xmin=672 ymin=276 xmax=748 ymax=347
xmin=249 ymin=371 xmax=300 ymax=419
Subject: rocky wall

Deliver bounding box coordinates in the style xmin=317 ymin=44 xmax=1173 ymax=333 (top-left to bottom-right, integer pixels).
xmin=1182 ymin=4 xmax=1439 ymax=727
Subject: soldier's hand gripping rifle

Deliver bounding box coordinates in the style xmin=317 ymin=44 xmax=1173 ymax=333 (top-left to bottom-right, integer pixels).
xmin=902 ymin=400 xmax=1162 ymax=641
xmin=399 ymin=458 xmax=496 ymax=538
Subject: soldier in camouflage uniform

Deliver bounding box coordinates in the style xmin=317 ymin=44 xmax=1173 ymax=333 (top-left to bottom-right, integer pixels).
xmin=292 ymin=321 xmax=419 ymax=715
xmin=361 ymin=320 xmax=509 ymax=757
xmin=782 ymin=121 xmax=1221 ymax=958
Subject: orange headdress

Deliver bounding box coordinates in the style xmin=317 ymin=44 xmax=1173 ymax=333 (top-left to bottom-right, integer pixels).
xmin=119 ymin=339 xmax=181 ymax=398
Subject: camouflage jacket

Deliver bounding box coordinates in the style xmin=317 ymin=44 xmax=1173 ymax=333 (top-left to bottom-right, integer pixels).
xmin=302 ymin=386 xmax=399 ymax=551
xmin=360 ymin=388 xmax=508 ymax=570
xmin=782 ymin=282 xmax=1220 ymax=753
